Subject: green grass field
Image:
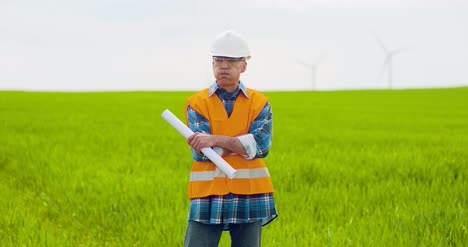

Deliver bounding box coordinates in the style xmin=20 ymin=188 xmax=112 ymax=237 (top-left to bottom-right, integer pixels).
xmin=1 ymin=87 xmax=467 ymax=246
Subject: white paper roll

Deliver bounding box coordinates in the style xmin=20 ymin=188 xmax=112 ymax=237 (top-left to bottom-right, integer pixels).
xmin=162 ymin=109 xmax=237 ymax=178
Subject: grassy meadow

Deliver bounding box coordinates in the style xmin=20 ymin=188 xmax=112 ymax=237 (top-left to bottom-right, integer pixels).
xmin=0 ymin=87 xmax=467 ymax=246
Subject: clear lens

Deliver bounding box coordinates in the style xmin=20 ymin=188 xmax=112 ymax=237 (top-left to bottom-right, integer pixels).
xmin=213 ymin=57 xmax=245 ymax=63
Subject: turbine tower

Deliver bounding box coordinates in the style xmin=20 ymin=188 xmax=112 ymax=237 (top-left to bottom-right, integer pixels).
xmin=297 ymin=54 xmax=325 ymax=90
xmin=373 ymin=32 xmax=405 ymax=89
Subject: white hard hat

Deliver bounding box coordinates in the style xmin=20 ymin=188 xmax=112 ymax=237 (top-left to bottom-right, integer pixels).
xmin=210 ymin=30 xmax=250 ymax=58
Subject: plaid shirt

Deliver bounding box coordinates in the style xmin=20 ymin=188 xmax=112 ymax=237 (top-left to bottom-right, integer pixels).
xmin=186 ymin=81 xmax=278 ymax=229
xmin=187 ymin=82 xmax=273 ymax=161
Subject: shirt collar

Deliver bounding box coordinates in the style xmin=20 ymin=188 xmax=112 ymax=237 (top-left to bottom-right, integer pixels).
xmin=208 ymin=81 xmax=249 ymax=98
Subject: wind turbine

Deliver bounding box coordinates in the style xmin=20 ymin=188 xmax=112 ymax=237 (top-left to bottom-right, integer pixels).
xmin=373 ymin=32 xmax=406 ymax=89
xmin=296 ymin=54 xmax=326 ymax=90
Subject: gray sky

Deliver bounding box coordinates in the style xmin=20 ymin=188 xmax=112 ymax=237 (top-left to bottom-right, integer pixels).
xmin=1 ymin=0 xmax=467 ymax=91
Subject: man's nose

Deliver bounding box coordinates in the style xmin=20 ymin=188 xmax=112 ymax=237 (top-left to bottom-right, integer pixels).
xmin=220 ymin=60 xmax=230 ymax=68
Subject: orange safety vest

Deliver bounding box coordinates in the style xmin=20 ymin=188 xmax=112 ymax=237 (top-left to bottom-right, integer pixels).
xmin=185 ymin=88 xmax=275 ymax=199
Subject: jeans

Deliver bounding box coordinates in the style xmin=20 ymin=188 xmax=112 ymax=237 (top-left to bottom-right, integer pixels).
xmin=184 ymin=220 xmax=262 ymax=247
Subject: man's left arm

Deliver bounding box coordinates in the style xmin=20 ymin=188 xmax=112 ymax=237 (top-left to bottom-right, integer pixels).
xmin=237 ymin=102 xmax=273 ymax=159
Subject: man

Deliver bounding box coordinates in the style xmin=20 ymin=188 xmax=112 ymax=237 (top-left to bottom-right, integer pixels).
xmin=183 ymin=30 xmax=278 ymax=247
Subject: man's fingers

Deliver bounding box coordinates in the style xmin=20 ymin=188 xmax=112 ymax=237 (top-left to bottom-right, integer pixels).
xmin=188 ymin=132 xmax=200 ymax=145
xmin=188 ymin=132 xmax=214 ymax=153
xmin=188 ymin=133 xmax=203 ymax=152
xmin=193 ymin=139 xmax=200 ymax=152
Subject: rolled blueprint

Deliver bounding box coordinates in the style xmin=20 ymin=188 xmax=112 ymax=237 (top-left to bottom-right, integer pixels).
xmin=161 ymin=109 xmax=237 ymax=179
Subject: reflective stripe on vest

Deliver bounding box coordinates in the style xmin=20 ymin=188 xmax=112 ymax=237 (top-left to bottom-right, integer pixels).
xmin=190 ymin=168 xmax=270 ymax=182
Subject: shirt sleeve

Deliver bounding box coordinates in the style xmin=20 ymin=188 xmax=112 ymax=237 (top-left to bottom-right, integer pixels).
xmin=237 ymin=134 xmax=256 ymax=160
xmin=249 ymin=102 xmax=273 ymax=158
xmin=186 ymin=105 xmax=211 ymax=162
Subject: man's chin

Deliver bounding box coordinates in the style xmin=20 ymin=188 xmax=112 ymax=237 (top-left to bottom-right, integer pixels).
xmin=216 ymin=78 xmax=232 ymax=84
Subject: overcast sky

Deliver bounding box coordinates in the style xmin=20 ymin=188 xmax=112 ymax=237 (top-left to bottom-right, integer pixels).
xmin=1 ymin=0 xmax=467 ymax=91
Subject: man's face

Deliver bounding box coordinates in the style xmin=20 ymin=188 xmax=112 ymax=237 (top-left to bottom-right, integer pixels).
xmin=212 ymin=57 xmax=247 ymax=88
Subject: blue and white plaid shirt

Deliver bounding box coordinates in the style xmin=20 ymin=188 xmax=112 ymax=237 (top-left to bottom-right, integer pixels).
xmin=186 ymin=81 xmax=278 ymax=229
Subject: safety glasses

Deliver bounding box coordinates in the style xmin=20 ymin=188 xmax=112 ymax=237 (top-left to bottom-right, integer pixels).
xmin=212 ymin=56 xmax=246 ymax=64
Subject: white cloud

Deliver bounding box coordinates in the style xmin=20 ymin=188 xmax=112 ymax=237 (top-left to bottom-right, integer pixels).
xmin=246 ymin=0 xmax=468 ymax=10
xmin=0 ymin=1 xmax=467 ymax=91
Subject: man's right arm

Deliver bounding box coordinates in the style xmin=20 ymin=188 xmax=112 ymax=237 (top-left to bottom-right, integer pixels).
xmin=186 ymin=105 xmax=211 ymax=162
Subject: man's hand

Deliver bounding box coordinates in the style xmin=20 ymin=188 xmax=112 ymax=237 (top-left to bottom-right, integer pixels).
xmin=188 ymin=132 xmax=217 ymax=153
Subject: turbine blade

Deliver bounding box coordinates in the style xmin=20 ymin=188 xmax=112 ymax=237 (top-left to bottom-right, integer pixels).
xmin=378 ymin=57 xmax=389 ymax=80
xmin=391 ymin=46 xmax=409 ymax=56
xmin=296 ymin=59 xmax=313 ymax=69
xmin=372 ymin=31 xmax=388 ymax=53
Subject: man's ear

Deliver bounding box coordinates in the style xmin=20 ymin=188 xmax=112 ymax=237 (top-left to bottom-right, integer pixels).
xmin=241 ymin=62 xmax=247 ymax=73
